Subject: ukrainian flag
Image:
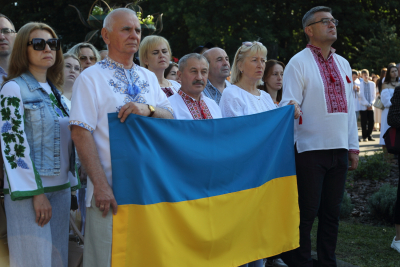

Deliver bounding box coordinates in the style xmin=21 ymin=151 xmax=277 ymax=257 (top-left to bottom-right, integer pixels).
xmin=109 ymin=105 xmax=299 ymax=267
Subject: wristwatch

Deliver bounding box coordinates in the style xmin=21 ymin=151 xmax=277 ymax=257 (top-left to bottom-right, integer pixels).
xmin=148 ymin=104 xmax=155 ymax=117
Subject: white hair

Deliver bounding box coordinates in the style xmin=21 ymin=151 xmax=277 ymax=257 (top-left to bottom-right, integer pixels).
xmin=103 ymin=8 xmax=137 ymax=31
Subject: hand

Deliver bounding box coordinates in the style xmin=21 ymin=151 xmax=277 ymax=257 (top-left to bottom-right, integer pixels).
xmin=367 ymin=106 xmax=373 ymax=110
xmin=93 ymin=181 xmax=118 ymax=217
xmin=348 ymin=153 xmax=359 ymax=171
xmin=118 ymin=102 xmax=150 ymax=122
xmin=33 ymin=194 xmax=52 ymax=227
xmin=288 ymin=100 xmax=301 ymax=119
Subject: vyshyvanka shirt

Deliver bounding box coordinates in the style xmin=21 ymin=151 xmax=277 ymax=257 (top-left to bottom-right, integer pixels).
xmin=161 ymin=80 xmax=181 ymax=97
xmin=1 ymin=81 xmax=78 ymax=200
xmin=169 ymin=90 xmax=222 ymax=120
xmin=69 ymin=56 xmax=173 ymax=207
xmin=280 ymin=44 xmax=359 ymax=154
xmin=219 ymin=84 xmax=276 ymax=118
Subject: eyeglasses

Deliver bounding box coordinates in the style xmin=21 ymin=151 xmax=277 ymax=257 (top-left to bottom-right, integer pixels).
xmin=307 ymin=18 xmax=339 ymax=27
xmin=0 ymin=28 xmax=16 ymax=35
xmin=27 ymin=38 xmax=60 ymax=51
xmin=65 ymin=64 xmax=81 ymax=72
xmin=79 ymin=56 xmax=96 ymax=62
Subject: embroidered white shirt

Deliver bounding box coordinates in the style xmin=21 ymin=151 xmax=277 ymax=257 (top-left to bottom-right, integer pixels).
xmin=169 ymin=92 xmax=222 ymax=120
xmin=219 ymin=85 xmax=276 ymax=117
xmin=69 ymin=56 xmax=173 ymax=207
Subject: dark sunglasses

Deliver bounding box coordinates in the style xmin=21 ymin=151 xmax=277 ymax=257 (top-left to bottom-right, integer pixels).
xmin=27 ymin=38 xmax=60 ymax=51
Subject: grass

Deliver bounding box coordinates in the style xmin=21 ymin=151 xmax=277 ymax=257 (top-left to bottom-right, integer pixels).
xmin=311 ymin=219 xmax=400 ymax=267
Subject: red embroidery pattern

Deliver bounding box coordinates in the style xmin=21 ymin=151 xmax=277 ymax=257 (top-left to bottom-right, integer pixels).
xmin=307 ymin=44 xmax=348 ymax=113
xmin=178 ymin=90 xmax=213 ymax=120
xmin=161 ymin=87 xmax=174 ymax=97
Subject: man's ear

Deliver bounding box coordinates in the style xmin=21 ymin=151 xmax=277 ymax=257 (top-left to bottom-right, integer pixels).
xmin=304 ymin=26 xmax=313 ymax=40
xmin=177 ymin=70 xmax=182 ymax=80
xmin=101 ymin=28 xmax=110 ymax=45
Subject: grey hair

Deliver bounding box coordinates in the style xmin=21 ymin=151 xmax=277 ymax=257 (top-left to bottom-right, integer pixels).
xmin=0 ymin=13 xmax=15 ymax=30
xmin=178 ymin=53 xmax=209 ymax=72
xmin=67 ymin=42 xmax=101 ymax=62
xmin=103 ymin=8 xmax=137 ymax=32
xmin=302 ymin=6 xmax=332 ymax=41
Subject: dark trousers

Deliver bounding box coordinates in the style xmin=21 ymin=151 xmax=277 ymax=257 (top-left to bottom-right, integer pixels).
xmin=282 ymin=149 xmax=348 ymax=267
xmin=395 ymin=156 xmax=400 ymax=224
xmin=360 ymin=110 xmax=374 ymax=139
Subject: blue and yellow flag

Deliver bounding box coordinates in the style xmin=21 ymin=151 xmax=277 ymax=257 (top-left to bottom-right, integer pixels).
xmin=109 ymin=105 xmax=299 ymax=267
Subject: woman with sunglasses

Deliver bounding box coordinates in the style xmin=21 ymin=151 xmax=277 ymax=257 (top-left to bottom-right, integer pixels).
xmin=139 ymin=35 xmax=181 ymax=97
xmin=1 ymin=22 xmax=79 ymax=267
xmin=67 ymin=42 xmax=101 ymax=71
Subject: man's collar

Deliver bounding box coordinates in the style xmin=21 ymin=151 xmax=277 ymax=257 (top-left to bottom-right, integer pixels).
xmin=306 ymin=44 xmax=336 ymax=58
xmin=178 ymin=89 xmax=203 ymax=102
xmin=104 ymin=56 xmax=137 ymax=71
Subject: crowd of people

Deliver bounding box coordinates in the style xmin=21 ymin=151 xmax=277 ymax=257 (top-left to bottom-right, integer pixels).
xmin=0 ymin=4 xmax=399 ymax=267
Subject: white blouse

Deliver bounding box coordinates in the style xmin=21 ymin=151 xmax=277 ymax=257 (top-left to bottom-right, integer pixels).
xmin=219 ymin=85 xmax=276 ymax=117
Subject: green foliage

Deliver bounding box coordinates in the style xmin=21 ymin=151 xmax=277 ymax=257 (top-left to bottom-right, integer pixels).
xmin=2 ymin=0 xmax=400 ymax=70
xmin=368 ymin=183 xmax=397 ymax=223
xmin=340 ymin=192 xmax=354 ymax=219
xmin=347 ymin=152 xmax=390 ymax=181
xmin=352 ymin=20 xmax=400 ymax=72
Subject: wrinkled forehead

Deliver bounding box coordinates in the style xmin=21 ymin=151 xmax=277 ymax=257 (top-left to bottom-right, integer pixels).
xmin=112 ymin=12 xmax=140 ymax=29
xmin=186 ymin=58 xmax=209 ymax=70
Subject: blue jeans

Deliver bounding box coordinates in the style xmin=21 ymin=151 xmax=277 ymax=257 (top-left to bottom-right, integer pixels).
xmin=5 ymin=188 xmax=71 ymax=267
xmin=282 ymin=148 xmax=348 ymax=267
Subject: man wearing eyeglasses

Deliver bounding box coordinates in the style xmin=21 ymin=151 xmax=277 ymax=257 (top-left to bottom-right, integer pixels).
xmin=0 ymin=14 xmax=16 ymax=83
xmin=280 ymin=6 xmax=359 ymax=267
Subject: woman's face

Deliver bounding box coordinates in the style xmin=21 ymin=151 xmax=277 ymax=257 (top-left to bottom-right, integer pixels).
xmin=27 ymin=29 xmax=56 ymax=71
xmin=390 ymin=67 xmax=398 ymax=79
xmin=264 ymin=64 xmax=283 ymax=91
xmin=239 ymin=51 xmax=266 ymax=82
xmin=144 ymin=42 xmax=170 ymax=71
xmin=166 ymin=66 xmax=178 ymax=81
xmin=79 ymin=47 xmax=96 ymax=70
xmin=64 ymin=57 xmax=81 ymax=85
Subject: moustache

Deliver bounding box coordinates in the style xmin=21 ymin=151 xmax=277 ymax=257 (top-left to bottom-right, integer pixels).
xmin=192 ymin=80 xmax=205 ymax=85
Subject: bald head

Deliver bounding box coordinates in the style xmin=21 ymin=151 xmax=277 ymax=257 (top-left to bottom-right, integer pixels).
xmin=202 ymin=47 xmax=230 ymax=82
xmin=103 ymin=8 xmax=138 ymax=32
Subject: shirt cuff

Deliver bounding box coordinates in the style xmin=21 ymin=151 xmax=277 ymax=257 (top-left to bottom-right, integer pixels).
xmin=69 ymin=120 xmax=94 ymax=134
xmin=348 ymin=149 xmax=359 ymax=155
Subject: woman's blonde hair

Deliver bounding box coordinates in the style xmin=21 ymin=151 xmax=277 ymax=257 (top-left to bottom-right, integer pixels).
xmin=139 ymin=35 xmax=171 ymax=68
xmin=63 ymin=53 xmax=81 ymax=69
xmin=5 ymin=22 xmax=64 ymax=89
xmin=230 ymin=41 xmax=267 ymax=86
xmin=67 ymin=42 xmax=101 ymax=62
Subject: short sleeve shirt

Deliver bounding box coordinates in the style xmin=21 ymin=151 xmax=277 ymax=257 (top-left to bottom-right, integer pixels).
xmin=69 ymin=56 xmax=173 ymax=207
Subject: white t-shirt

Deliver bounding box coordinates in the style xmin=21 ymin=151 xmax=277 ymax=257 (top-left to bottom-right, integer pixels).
xmin=169 ymin=92 xmax=222 ymax=119
xmin=219 ymin=85 xmax=276 ymax=117
xmin=69 ymin=56 xmax=173 ymax=207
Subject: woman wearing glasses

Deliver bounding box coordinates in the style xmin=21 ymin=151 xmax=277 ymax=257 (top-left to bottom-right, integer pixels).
xmin=67 ymin=42 xmax=101 ymax=71
xmin=1 ymin=22 xmax=79 ymax=267
xmin=139 ymin=35 xmax=181 ymax=97
xmin=219 ymin=42 xmax=275 ymax=119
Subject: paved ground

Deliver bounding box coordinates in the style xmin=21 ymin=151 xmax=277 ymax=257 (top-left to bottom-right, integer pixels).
xmin=358 ymin=129 xmax=382 ymax=156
